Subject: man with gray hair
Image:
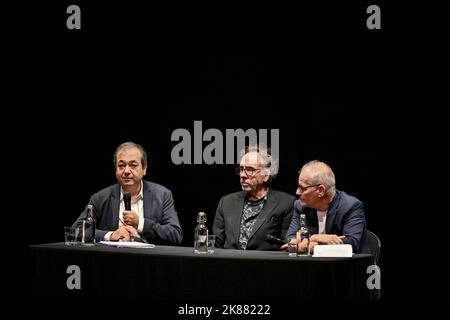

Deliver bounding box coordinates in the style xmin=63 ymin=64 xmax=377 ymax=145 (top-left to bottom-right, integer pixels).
xmin=213 ymin=145 xmax=295 ymax=250
xmin=72 ymin=142 xmax=183 ymax=245
xmin=284 ymin=160 xmax=369 ymax=254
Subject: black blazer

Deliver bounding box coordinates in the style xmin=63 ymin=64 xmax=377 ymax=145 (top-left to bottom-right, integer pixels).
xmin=213 ymin=189 xmax=295 ymax=250
xmin=73 ymin=180 xmax=183 ymax=245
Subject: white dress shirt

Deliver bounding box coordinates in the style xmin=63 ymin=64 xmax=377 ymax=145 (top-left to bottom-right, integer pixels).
xmin=104 ymin=181 xmax=145 ymax=240
xmin=317 ymin=210 xmax=327 ymax=235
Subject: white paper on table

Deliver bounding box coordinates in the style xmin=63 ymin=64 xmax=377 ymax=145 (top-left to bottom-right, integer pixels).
xmin=312 ymin=244 xmax=353 ymax=257
xmin=99 ymin=241 xmax=155 ymax=248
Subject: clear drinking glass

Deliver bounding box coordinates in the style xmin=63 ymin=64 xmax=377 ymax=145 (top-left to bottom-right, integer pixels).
xmin=287 ymin=238 xmax=297 ymax=257
xmin=64 ymin=227 xmax=79 ymax=246
xmin=207 ymin=235 xmax=216 ymax=254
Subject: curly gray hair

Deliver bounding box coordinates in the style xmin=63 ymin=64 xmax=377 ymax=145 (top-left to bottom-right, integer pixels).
xmin=239 ymin=144 xmax=279 ymax=179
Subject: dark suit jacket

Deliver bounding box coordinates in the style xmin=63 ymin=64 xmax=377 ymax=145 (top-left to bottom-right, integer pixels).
xmin=286 ymin=190 xmax=369 ymax=253
xmin=213 ymin=189 xmax=295 ymax=250
xmin=73 ymin=180 xmax=183 ymax=245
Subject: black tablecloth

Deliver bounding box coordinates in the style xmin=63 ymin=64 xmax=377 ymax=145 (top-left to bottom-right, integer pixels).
xmin=29 ymin=243 xmax=375 ymax=300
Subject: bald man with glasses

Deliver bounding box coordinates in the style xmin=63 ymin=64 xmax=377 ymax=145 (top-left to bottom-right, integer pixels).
xmin=284 ymin=160 xmax=370 ymax=254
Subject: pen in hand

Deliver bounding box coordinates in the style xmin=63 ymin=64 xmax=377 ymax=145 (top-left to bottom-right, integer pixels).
xmin=117 ymin=219 xmax=127 ymax=241
xmin=119 ymin=218 xmax=136 ymax=242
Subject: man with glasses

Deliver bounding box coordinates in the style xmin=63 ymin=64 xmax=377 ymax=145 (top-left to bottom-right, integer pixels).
xmin=284 ymin=160 xmax=370 ymax=254
xmin=213 ymin=145 xmax=295 ymax=250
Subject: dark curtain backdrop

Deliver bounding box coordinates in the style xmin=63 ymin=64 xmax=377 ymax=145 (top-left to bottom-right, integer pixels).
xmin=4 ymin=1 xmax=447 ymax=302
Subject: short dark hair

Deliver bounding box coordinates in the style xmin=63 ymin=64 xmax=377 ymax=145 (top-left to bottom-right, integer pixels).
xmin=113 ymin=142 xmax=148 ymax=168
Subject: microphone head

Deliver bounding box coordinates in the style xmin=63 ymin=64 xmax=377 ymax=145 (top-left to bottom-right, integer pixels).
xmin=266 ymin=234 xmax=287 ymax=245
xmin=123 ymin=192 xmax=131 ymax=210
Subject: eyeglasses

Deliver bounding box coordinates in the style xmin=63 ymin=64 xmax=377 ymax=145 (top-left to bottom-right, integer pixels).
xmin=236 ymin=166 xmax=261 ymax=177
xmin=297 ymin=184 xmax=320 ymax=192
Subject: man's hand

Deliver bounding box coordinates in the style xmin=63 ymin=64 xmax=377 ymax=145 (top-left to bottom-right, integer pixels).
xmin=297 ymin=238 xmax=319 ymax=253
xmin=281 ymin=238 xmax=296 ymax=250
xmin=310 ymin=234 xmax=345 ymax=245
xmin=123 ymin=210 xmax=139 ymax=229
xmin=110 ymin=225 xmax=138 ymax=241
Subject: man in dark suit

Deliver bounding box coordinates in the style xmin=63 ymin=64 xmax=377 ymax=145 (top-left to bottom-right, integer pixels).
xmin=73 ymin=142 xmax=183 ymax=245
xmin=285 ymin=160 xmax=369 ymax=254
xmin=213 ymin=145 xmax=295 ymax=250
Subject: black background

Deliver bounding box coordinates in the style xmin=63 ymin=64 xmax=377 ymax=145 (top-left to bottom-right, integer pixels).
xmin=3 ymin=0 xmax=448 ymax=307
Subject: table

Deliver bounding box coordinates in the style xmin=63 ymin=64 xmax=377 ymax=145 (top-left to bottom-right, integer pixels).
xmin=29 ymin=243 xmax=375 ymax=300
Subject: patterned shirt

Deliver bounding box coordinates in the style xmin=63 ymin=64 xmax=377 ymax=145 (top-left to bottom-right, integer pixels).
xmin=238 ymin=196 xmax=267 ymax=249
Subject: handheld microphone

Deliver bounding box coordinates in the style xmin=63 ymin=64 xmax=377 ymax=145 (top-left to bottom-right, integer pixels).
xmin=266 ymin=234 xmax=287 ymax=245
xmin=123 ymin=192 xmax=131 ymax=211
